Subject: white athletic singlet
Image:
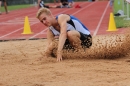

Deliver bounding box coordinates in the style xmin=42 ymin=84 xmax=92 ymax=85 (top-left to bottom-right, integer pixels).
xmin=49 ymin=15 xmax=90 ymax=36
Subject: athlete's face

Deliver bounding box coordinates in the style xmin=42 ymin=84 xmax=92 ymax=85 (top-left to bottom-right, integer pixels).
xmin=39 ymin=13 xmax=53 ymax=27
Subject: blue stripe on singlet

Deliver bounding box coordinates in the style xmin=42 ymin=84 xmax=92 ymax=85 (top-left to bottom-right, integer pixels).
xmin=69 ymin=15 xmax=90 ymax=31
xmin=56 ymin=15 xmax=90 ymax=31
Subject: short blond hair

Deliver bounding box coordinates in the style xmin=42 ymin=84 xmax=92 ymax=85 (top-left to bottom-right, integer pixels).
xmin=36 ymin=7 xmax=52 ymax=18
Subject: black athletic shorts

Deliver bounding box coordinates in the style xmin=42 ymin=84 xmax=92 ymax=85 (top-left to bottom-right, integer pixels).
xmin=64 ymin=32 xmax=92 ymax=49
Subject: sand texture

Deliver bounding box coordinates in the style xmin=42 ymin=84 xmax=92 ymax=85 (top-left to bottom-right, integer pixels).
xmin=0 ymin=33 xmax=130 ymax=86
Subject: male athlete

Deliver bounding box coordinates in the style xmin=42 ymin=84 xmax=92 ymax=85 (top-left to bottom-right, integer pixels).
xmin=36 ymin=8 xmax=92 ymax=61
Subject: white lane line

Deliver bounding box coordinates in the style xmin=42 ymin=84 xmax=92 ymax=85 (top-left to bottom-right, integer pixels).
xmin=30 ymin=2 xmax=94 ymax=39
xmin=72 ymin=2 xmax=95 ymax=15
xmin=0 ymin=18 xmax=39 ymax=25
xmin=93 ymin=1 xmax=110 ymax=36
xmin=0 ymin=22 xmax=37 ymax=39
xmin=0 ymin=9 xmax=37 ymax=20
xmin=0 ymin=22 xmax=38 ymax=25
xmin=0 ymin=16 xmax=38 ymax=25
xmin=0 ymin=10 xmax=61 ymax=39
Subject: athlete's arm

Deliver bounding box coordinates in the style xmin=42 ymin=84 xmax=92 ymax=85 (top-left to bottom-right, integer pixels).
xmin=56 ymin=14 xmax=70 ymax=61
xmin=47 ymin=28 xmax=55 ymax=45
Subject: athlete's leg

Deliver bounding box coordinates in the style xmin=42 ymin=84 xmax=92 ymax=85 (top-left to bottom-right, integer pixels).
xmin=3 ymin=0 xmax=8 ymax=14
xmin=44 ymin=40 xmax=58 ymax=57
xmin=67 ymin=30 xmax=92 ymax=50
xmin=67 ymin=30 xmax=82 ymax=49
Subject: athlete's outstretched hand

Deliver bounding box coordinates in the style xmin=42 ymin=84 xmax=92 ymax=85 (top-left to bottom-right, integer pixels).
xmin=57 ymin=51 xmax=62 ymax=62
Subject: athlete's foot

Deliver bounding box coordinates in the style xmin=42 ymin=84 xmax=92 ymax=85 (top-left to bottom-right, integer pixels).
xmin=0 ymin=12 xmax=2 ymax=15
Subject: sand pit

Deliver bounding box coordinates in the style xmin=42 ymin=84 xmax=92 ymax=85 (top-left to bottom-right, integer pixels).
xmin=0 ymin=33 xmax=130 ymax=86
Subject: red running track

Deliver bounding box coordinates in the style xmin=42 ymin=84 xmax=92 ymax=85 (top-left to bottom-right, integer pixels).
xmin=0 ymin=1 xmax=126 ymax=41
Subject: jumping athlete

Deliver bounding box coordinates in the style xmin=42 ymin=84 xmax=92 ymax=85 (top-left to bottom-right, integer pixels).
xmin=36 ymin=8 xmax=92 ymax=61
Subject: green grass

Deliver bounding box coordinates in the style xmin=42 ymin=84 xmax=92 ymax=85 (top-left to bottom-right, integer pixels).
xmin=1 ymin=4 xmax=34 ymax=12
xmin=114 ymin=17 xmax=130 ymax=28
xmin=113 ymin=0 xmax=130 ymax=28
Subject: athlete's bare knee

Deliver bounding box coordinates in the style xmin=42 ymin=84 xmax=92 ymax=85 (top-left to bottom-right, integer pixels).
xmin=48 ymin=41 xmax=58 ymax=50
xmin=67 ymin=30 xmax=80 ymax=39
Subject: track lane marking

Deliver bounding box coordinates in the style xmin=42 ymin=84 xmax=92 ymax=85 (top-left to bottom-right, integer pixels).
xmin=93 ymin=1 xmax=110 ymax=36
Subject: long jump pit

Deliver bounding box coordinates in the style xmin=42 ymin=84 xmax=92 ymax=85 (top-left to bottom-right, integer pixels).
xmin=0 ymin=30 xmax=130 ymax=86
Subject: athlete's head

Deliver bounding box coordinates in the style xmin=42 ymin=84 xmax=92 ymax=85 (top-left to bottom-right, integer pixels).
xmin=36 ymin=8 xmax=53 ymax=27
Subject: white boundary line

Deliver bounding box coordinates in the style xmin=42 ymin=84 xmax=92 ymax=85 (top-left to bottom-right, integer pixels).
xmin=0 ymin=7 xmax=38 ymax=20
xmin=0 ymin=18 xmax=38 ymax=25
xmin=0 ymin=2 xmax=87 ymax=20
xmin=0 ymin=6 xmax=59 ymax=24
xmin=0 ymin=22 xmax=37 ymax=39
xmin=72 ymin=2 xmax=95 ymax=15
xmin=93 ymin=1 xmax=110 ymax=36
